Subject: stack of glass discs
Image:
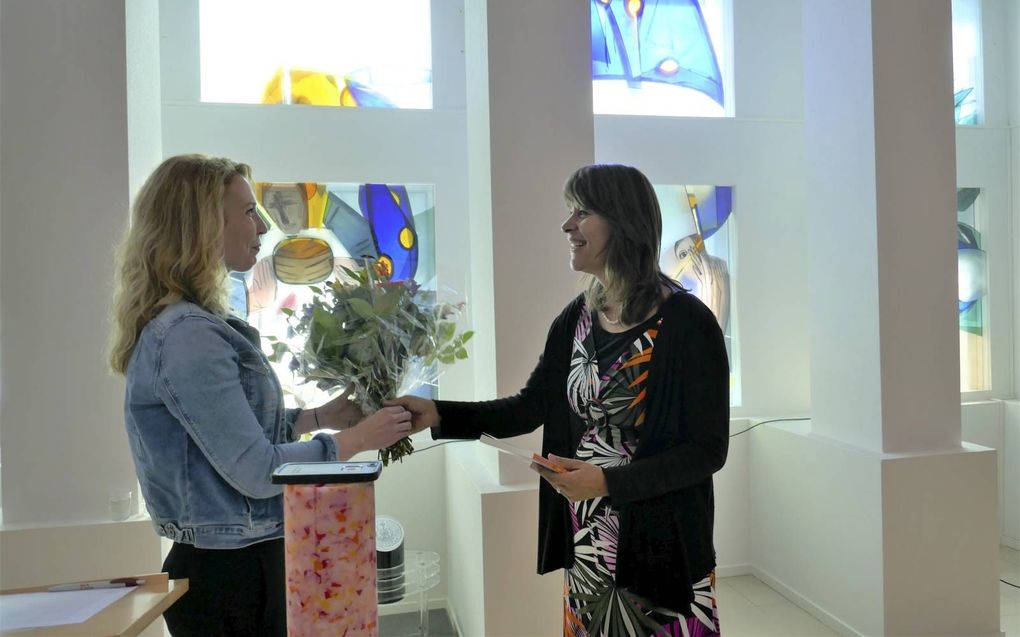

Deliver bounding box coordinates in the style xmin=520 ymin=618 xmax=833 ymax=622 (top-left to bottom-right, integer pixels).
xmin=376 ymin=515 xmax=405 ymax=604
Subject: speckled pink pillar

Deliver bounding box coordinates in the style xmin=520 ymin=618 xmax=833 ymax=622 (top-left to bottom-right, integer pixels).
xmin=283 ymin=483 xmax=378 ymax=636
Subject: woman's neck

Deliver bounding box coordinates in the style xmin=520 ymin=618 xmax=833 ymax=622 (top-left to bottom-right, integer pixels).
xmin=597 ymin=283 xmax=671 ymax=333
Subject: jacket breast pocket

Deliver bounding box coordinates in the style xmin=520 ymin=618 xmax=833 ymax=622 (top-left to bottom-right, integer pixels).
xmin=238 ymin=350 xmax=270 ymax=375
xmin=237 ymin=350 xmax=278 ymax=420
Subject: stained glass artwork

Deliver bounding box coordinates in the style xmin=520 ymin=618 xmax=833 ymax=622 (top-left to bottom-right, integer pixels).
xmin=273 ymin=237 xmax=334 ymax=285
xmin=249 ymin=182 xmax=434 ymax=289
xmin=360 ymin=184 xmax=419 ymax=281
xmin=200 ymin=0 xmax=432 ymax=109
xmin=257 ymin=182 xmax=327 ymax=235
xmin=957 ymin=187 xmax=988 ymax=392
xmin=233 ymin=182 xmax=437 ymax=408
xmin=592 ymin=0 xmax=728 ymax=117
xmin=656 ymin=185 xmax=737 ymax=400
xmin=954 ymin=88 xmax=978 ymax=126
xmin=951 ymin=0 xmax=981 ymax=125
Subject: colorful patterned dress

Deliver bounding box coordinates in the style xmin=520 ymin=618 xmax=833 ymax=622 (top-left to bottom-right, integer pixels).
xmin=563 ymin=306 xmax=721 ymax=637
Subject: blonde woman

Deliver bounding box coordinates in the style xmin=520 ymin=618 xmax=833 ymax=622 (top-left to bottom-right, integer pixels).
xmin=110 ymin=155 xmax=412 ymax=636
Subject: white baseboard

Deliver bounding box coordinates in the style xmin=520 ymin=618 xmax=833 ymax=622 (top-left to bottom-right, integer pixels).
xmin=714 ymin=563 xmax=752 ymax=578
xmin=446 ymin=602 xmax=464 ymax=637
xmin=750 ymin=565 xmax=864 ymax=637
xmin=747 ymin=566 xmax=1006 ymax=637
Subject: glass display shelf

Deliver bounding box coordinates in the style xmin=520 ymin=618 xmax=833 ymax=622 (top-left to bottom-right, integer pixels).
xmin=378 ymin=550 xmax=440 ymax=636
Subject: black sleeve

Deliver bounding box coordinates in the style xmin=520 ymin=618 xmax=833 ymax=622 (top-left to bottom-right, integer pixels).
xmin=431 ymin=297 xmax=580 ymax=440
xmin=432 ymin=349 xmax=551 ymax=440
xmin=602 ymin=308 xmax=730 ymax=504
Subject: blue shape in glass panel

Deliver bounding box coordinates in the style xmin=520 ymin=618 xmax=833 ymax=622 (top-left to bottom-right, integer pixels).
xmin=957 ymin=222 xmax=984 ymax=314
xmin=694 ymin=185 xmax=732 ymax=239
xmin=344 ymin=77 xmax=398 ymax=108
xmin=591 ymin=0 xmax=724 ymax=107
xmin=323 ymin=191 xmax=379 ymax=262
xmin=359 ymin=184 xmax=418 ymax=281
xmin=591 ymin=1 xmax=611 ymax=65
xmin=954 ymin=88 xmax=977 ymax=125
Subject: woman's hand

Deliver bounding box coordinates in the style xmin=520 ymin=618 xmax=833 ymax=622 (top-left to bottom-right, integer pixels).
xmin=534 ymin=454 xmax=608 ymax=502
xmin=316 ymin=386 xmax=363 ymax=430
xmin=383 ymin=396 xmax=439 ymax=434
xmin=335 ymin=406 xmax=412 ymax=461
xmin=293 ymin=387 xmax=363 ymax=435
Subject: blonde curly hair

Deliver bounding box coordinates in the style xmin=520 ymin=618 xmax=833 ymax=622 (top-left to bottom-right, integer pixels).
xmin=109 ymin=154 xmax=252 ymax=374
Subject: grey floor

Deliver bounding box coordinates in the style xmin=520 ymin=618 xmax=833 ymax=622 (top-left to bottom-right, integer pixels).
xmin=141 ymin=546 xmax=1017 ymax=636
xmin=376 ymin=546 xmax=1020 ymax=637
xmin=380 ymin=608 xmax=457 ymax=637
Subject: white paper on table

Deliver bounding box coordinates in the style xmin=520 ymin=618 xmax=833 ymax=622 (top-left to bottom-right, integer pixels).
xmin=0 ymin=587 xmax=134 ymax=630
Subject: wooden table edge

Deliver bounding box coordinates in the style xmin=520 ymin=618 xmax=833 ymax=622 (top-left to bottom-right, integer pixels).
xmin=1 ymin=573 xmax=189 ymax=637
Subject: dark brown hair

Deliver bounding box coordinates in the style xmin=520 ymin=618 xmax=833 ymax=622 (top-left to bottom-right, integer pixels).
xmin=563 ymin=164 xmax=671 ymax=325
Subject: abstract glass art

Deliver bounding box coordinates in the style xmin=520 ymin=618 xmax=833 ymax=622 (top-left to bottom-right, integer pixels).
xmin=232 ymin=182 xmax=436 ymax=408
xmin=656 ymin=184 xmax=737 ymax=401
xmin=199 ymin=0 xmax=432 ymax=109
xmin=951 ymin=0 xmax=981 ymax=125
xmin=592 ymin=0 xmax=728 ymax=117
xmin=957 ymin=188 xmax=988 ymax=392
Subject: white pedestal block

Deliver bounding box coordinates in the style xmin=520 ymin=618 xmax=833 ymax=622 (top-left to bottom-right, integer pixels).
xmin=750 ymin=422 xmax=1000 ymax=636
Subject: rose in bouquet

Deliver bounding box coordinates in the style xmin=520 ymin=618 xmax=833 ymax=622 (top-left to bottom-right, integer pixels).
xmin=269 ymin=261 xmax=473 ymax=465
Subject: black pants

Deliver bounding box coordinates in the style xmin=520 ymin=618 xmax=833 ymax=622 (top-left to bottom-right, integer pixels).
xmin=161 ymin=538 xmax=286 ymax=637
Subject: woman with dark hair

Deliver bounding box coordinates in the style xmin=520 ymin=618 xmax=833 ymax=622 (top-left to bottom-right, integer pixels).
xmin=396 ymin=163 xmax=729 ymax=636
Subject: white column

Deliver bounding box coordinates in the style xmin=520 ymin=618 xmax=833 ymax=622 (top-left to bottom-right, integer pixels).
xmin=1 ymin=0 xmax=133 ymax=525
xmin=447 ymin=1 xmax=594 ymax=634
xmin=779 ymin=1 xmax=1002 ymax=633
xmin=473 ymin=1 xmax=595 ymax=398
xmin=1004 ymin=0 xmax=1020 ymax=551
xmin=0 ymin=0 xmax=163 ymax=586
xmin=1009 ymin=0 xmax=1020 ymax=402
xmin=806 ymin=0 xmax=961 ymax=454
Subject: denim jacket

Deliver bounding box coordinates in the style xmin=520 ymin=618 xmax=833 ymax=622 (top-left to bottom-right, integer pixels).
xmin=124 ymin=301 xmax=339 ymax=549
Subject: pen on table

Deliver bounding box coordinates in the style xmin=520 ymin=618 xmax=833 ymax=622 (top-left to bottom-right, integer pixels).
xmin=48 ymin=578 xmax=145 ymax=592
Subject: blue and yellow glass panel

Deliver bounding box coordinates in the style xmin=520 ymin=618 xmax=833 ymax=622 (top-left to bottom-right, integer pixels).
xmin=252 ymin=181 xmax=429 ymax=288
xmin=255 ymin=182 xmax=333 ymax=285
xmin=359 ymin=184 xmax=418 ymax=281
xmin=956 ymin=187 xmax=988 ymax=392
xmin=199 ymin=0 xmax=433 ymax=108
xmin=591 ymin=0 xmax=724 ymax=106
xmin=657 ymin=184 xmax=736 ymax=402
xmin=261 ymin=69 xmax=398 ymax=108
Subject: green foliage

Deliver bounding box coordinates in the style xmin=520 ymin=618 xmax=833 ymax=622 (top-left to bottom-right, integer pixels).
xmin=280 ymin=260 xmax=472 ymax=465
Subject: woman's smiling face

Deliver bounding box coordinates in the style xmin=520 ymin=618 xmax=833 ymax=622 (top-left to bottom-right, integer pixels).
xmin=562 ymin=206 xmax=610 ymax=278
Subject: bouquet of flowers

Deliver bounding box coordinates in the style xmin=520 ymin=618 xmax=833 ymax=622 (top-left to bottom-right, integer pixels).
xmin=268 ymin=261 xmax=472 ymax=465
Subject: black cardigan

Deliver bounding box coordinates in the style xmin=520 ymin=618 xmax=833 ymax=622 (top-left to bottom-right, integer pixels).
xmin=433 ymin=290 xmax=729 ymax=610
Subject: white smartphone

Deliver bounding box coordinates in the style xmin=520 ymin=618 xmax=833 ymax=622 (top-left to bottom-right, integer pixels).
xmin=272 ymin=461 xmax=383 ymax=484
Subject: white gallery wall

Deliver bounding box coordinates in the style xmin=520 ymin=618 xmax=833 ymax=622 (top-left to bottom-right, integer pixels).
xmin=0 ymin=0 xmax=168 ymax=589
xmin=0 ymin=0 xmax=1017 ymax=635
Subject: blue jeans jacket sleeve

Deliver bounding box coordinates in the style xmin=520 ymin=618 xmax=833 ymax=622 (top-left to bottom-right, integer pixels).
xmin=156 ymin=316 xmax=334 ymax=499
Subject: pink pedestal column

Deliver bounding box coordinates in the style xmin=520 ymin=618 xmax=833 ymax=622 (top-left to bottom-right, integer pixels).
xmin=274 ymin=461 xmax=382 ymax=637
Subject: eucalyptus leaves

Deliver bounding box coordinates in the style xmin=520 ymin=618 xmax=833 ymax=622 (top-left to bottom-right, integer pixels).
xmin=269 ymin=262 xmax=472 ymax=464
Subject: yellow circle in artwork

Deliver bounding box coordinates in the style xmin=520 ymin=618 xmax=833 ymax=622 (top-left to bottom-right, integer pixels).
xmin=399 ymin=227 xmax=415 ymax=249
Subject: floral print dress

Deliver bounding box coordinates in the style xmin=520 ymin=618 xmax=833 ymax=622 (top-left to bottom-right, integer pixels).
xmin=563 ymin=307 xmax=721 ymax=637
